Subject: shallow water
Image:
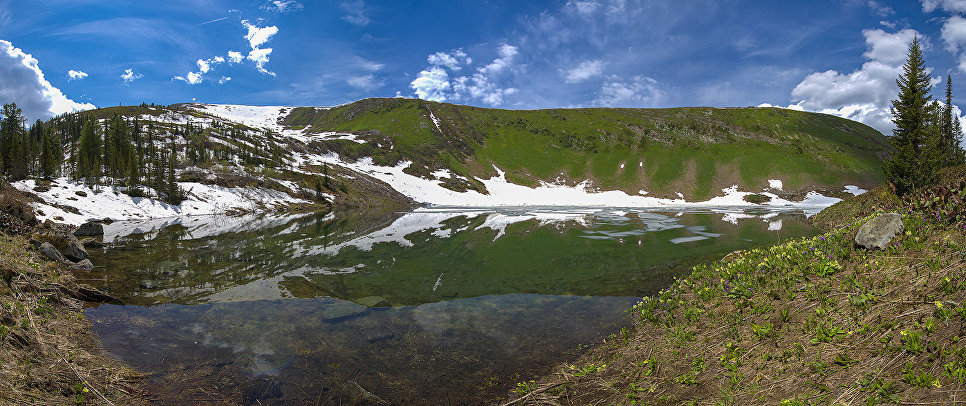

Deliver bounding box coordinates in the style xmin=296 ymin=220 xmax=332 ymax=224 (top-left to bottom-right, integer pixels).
xmin=82 ymin=207 xmax=818 ymax=405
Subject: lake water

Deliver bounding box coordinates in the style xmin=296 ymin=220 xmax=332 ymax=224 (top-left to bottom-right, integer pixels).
xmin=80 ymin=207 xmax=818 ymax=405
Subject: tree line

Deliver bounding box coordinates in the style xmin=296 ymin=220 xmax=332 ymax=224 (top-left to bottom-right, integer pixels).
xmin=888 ymin=37 xmax=966 ymax=195
xmin=0 ymin=103 xmax=288 ymax=205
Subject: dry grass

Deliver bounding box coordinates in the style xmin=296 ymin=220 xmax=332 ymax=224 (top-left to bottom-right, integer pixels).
xmin=0 ymin=232 xmax=150 ymax=405
xmin=505 ymin=211 xmax=966 ymax=406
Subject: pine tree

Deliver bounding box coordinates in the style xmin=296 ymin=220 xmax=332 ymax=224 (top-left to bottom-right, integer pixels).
xmin=887 ymin=37 xmax=938 ymax=195
xmin=40 ymin=126 xmax=62 ymax=179
xmin=1 ymin=104 xmax=29 ymax=181
xmin=77 ymin=114 xmax=102 ymax=185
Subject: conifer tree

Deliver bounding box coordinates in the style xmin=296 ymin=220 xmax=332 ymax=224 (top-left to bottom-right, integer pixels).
xmin=887 ymin=37 xmax=938 ymax=195
xmin=77 ymin=113 xmax=102 ymax=185
xmin=1 ymin=104 xmax=29 ymax=181
xmin=39 ymin=126 xmax=62 ymax=179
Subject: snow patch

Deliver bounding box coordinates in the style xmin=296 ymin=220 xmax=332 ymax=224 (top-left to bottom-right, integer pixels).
xmin=768 ymin=179 xmax=783 ymax=190
xmin=843 ymin=185 xmax=867 ymax=196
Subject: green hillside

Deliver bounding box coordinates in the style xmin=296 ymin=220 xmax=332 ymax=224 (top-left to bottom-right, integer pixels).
xmin=283 ymin=98 xmax=892 ymax=200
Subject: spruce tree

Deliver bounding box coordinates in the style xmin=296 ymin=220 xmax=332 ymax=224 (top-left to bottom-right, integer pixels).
xmin=1 ymin=104 xmax=29 ymax=181
xmin=77 ymin=114 xmax=102 ymax=185
xmin=887 ymin=37 xmax=937 ymax=195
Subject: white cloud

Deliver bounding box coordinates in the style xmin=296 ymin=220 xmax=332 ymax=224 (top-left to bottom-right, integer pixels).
xmin=563 ymin=60 xmax=605 ymax=83
xmin=567 ymin=0 xmax=602 ymax=15
xmin=411 ymin=44 xmax=520 ymax=106
xmin=242 ymin=20 xmax=279 ymax=49
xmin=940 ymin=16 xmax=966 ymax=72
xmin=0 ymin=40 xmax=94 ymax=122
xmin=227 ymin=51 xmax=244 ymax=63
xmin=786 ymin=28 xmax=951 ymax=135
xmin=120 ymin=68 xmax=143 ymax=83
xmin=347 ymin=74 xmax=381 ymax=91
xmin=410 ymin=67 xmax=450 ymax=101
xmin=218 ymin=76 xmax=231 ymax=84
xmin=67 ymin=69 xmax=88 ymax=80
xmin=923 ymin=0 xmax=966 ymax=13
xmin=863 ymin=28 xmax=921 ymax=66
xmin=866 ymin=0 xmax=894 ymax=16
xmin=241 ymin=20 xmax=278 ymax=76
xmin=174 ymin=57 xmax=228 ymax=85
xmin=262 ymin=0 xmax=303 ymax=13
xmin=427 ymin=49 xmax=470 ymax=71
xmin=341 ymin=0 xmax=371 ymax=26
xmin=595 ymin=75 xmax=663 ymax=107
xmin=247 ymin=47 xmax=275 ymax=76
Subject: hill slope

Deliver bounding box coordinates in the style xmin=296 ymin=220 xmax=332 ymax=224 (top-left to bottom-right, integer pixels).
xmin=282 ymin=98 xmax=891 ymax=200
xmin=19 ymin=99 xmax=891 ymax=224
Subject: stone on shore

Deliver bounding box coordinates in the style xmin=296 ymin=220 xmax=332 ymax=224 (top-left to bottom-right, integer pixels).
xmin=855 ymin=213 xmax=903 ymax=250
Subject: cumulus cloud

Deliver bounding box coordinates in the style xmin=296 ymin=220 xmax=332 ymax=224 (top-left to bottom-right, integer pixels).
xmin=0 ymin=40 xmax=94 ymax=122
xmin=940 ymin=16 xmax=966 ymax=72
xmin=595 ymin=75 xmax=663 ymax=107
xmin=563 ymin=60 xmax=605 ymax=83
xmin=120 ymin=68 xmax=143 ymax=84
xmin=67 ymin=70 xmax=88 ymax=80
xmin=341 ymin=0 xmax=371 ymax=26
xmin=410 ymin=44 xmax=520 ymax=105
xmin=922 ymin=0 xmax=966 ymax=13
xmin=227 ymin=51 xmax=244 ymax=63
xmin=242 ymin=20 xmax=278 ymax=75
xmin=410 ymin=67 xmax=450 ymax=101
xmin=174 ymin=56 xmax=227 ymax=85
xmin=427 ymin=49 xmax=470 ymax=71
xmin=785 ymin=28 xmax=953 ymax=135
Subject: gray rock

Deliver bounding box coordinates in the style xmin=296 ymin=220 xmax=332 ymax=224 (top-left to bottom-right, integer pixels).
xmin=73 ymin=221 xmax=104 ymax=237
xmin=39 ymin=242 xmax=67 ymax=263
xmin=855 ymin=213 xmax=904 ymax=250
xmin=62 ymin=237 xmax=89 ymax=262
xmin=70 ymin=259 xmax=94 ymax=271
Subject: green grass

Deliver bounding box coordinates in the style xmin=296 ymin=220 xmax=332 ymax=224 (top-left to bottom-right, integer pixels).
xmin=283 ymin=99 xmax=891 ymax=198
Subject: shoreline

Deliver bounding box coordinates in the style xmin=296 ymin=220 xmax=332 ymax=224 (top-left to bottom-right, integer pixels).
xmin=502 ymin=184 xmax=966 ymax=405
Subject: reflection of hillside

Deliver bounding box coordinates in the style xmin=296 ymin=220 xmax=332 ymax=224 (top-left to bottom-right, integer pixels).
xmin=86 ymin=208 xmax=818 ymax=306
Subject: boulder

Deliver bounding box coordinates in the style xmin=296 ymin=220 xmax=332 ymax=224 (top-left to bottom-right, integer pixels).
xmin=33 ymin=229 xmax=89 ymax=262
xmin=855 ymin=213 xmax=904 ymax=250
xmin=73 ymin=221 xmax=104 ymax=237
xmin=62 ymin=239 xmax=89 ymax=262
xmin=39 ymin=242 xmax=67 ymax=263
xmin=70 ymin=259 xmax=94 ymax=271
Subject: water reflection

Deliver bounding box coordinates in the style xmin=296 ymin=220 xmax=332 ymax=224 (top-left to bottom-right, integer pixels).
xmin=85 ymin=207 xmax=816 ymax=307
xmin=81 ymin=207 xmax=818 ymax=405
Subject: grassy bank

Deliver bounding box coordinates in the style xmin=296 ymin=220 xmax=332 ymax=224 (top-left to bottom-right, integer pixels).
xmin=284 ymin=99 xmax=891 ymax=199
xmin=506 ymin=185 xmax=966 ymax=405
xmin=0 ymin=185 xmax=149 ymax=405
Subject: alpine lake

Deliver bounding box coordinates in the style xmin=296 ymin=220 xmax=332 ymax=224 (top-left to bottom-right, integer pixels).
xmin=76 ymin=206 xmax=820 ymax=405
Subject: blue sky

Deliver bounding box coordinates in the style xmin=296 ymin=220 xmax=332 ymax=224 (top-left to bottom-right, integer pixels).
xmin=4 ymin=0 xmax=966 ymax=135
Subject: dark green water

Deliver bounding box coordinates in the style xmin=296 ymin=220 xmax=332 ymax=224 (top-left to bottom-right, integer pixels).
xmin=81 ymin=207 xmax=817 ymax=405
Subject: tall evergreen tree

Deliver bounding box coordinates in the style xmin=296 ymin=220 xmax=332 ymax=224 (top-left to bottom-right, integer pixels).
xmin=1 ymin=104 xmax=29 ymax=181
xmin=77 ymin=113 xmax=102 ymax=185
xmin=39 ymin=126 xmax=62 ymax=179
xmin=887 ymin=37 xmax=938 ymax=195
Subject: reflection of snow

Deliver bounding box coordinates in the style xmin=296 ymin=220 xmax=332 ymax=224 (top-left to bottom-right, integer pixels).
xmin=294 ymin=153 xmax=844 ymax=213
xmin=768 ymin=219 xmax=783 ymax=231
